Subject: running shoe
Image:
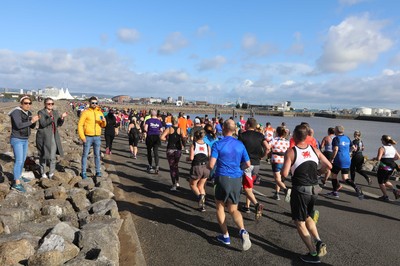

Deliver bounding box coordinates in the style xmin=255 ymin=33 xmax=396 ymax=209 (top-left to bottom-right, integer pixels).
xmin=133 ymin=155 xmax=137 ymax=159
xmin=241 ymin=206 xmax=250 ymax=213
xmin=12 ymin=184 xmax=26 ymax=193
xmin=337 ymin=184 xmax=343 ymax=191
xmin=355 ymin=186 xmax=364 ymax=200
xmin=170 ymin=185 xmax=177 ymax=191
xmin=41 ymin=174 xmax=48 ymax=179
xmin=284 ymin=188 xmax=291 ymax=203
xmin=176 ymin=183 xmax=180 ymax=189
xmin=300 ymin=253 xmax=321 ymax=264
xmin=326 ymin=191 xmax=339 ymax=198
xmin=148 ymin=168 xmax=155 ymax=174
xmin=254 ymin=176 xmax=261 ymax=185
xmin=240 ymin=229 xmax=251 ymax=251
xmin=316 ymin=241 xmax=327 ymax=257
xmin=393 ymin=189 xmax=400 ymax=200
xmin=96 ymin=172 xmax=102 ymax=177
xmin=255 ymin=203 xmax=263 ymax=220
xmin=378 ymin=195 xmax=390 ymax=202
xmin=311 ymin=210 xmax=320 ymax=224
xmin=216 ymin=235 xmax=230 ymax=245
xmin=21 ymin=177 xmax=32 ymax=183
xmin=155 ymin=167 xmax=159 ymax=174
xmin=273 ymin=192 xmax=281 ymax=201
xmin=198 ymin=194 xmax=205 ymax=208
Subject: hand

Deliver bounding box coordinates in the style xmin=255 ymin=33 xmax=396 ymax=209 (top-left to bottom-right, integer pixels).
xmin=61 ymin=112 xmax=68 ymax=119
xmin=31 ymin=115 xmax=40 ymax=123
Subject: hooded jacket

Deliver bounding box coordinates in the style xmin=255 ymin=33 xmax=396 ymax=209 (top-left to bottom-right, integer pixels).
xmin=9 ymin=107 xmax=37 ymax=139
xmin=78 ymin=106 xmax=106 ymax=141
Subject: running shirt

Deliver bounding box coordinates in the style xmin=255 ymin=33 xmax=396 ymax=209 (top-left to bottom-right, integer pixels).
xmin=289 ymin=136 xmax=317 ymax=149
xmin=332 ymin=134 xmax=351 ymax=168
xmin=380 ymin=145 xmax=397 ymax=168
xmin=211 ymin=136 xmax=250 ymax=178
xmin=351 ymin=139 xmax=363 ymax=155
xmin=324 ymin=135 xmax=334 ymax=152
xmin=192 ymin=142 xmax=209 ymax=165
xmin=239 ymin=130 xmax=265 ymax=165
xmin=145 ymin=118 xmax=162 ymax=136
xmin=178 ymin=117 xmax=188 ymax=137
xmin=166 ymin=126 xmax=182 ymax=150
xmin=271 ymin=137 xmax=290 ymax=164
xmin=290 ymin=145 xmax=319 ymax=186
xmin=264 ymin=127 xmax=275 ymax=143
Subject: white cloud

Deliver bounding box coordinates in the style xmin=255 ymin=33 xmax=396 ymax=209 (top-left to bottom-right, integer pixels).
xmin=287 ymin=32 xmax=304 ymax=55
xmin=338 ymin=0 xmax=366 ymax=6
xmin=197 ymin=55 xmax=227 ymax=71
xmin=389 ymin=53 xmax=400 ymax=66
xmin=158 ymin=32 xmax=189 ymax=55
xmin=241 ymin=33 xmax=277 ymax=58
xmin=117 ymin=28 xmax=140 ymax=43
xmin=317 ymin=14 xmax=393 ymax=73
xmin=196 ymin=25 xmax=210 ymax=37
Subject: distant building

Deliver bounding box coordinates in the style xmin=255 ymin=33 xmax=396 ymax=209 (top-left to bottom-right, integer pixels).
xmin=177 ymin=96 xmax=184 ymax=103
xmin=195 ymin=101 xmax=208 ymax=106
xmin=39 ymin=87 xmax=74 ymax=100
xmin=112 ymin=95 xmax=131 ymax=103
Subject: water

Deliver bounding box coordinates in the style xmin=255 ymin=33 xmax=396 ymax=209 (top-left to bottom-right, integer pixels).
xmin=186 ymin=113 xmax=400 ymax=159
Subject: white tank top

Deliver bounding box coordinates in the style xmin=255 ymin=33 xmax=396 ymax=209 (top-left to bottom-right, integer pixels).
xmin=382 ymin=145 xmax=396 ymax=158
xmin=290 ymin=145 xmax=319 ymax=176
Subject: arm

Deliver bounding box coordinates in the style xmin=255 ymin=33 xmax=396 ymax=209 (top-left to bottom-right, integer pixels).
xmin=281 ymin=148 xmax=294 ymax=178
xmin=208 ymin=157 xmax=216 ymax=170
xmin=160 ymin=127 xmax=169 ymax=141
xmin=261 ymin=139 xmax=270 ymax=158
xmin=10 ymin=110 xmax=33 ymax=130
xmin=331 ymin=146 xmax=338 ymax=162
xmin=316 ymin=148 xmax=332 ymax=174
xmin=189 ymin=143 xmax=195 ymax=161
xmin=77 ymin=111 xmax=87 ymax=142
xmin=375 ymin=147 xmax=385 ymax=161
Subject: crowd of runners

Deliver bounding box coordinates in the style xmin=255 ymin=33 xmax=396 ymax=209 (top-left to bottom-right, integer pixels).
xmin=69 ymin=100 xmax=400 ymax=263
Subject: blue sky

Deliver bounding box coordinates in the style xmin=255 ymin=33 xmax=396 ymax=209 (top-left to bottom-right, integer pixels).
xmin=1 ymin=0 xmax=400 ymax=109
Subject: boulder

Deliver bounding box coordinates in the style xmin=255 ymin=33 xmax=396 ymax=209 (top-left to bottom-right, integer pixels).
xmin=0 ymin=238 xmax=35 ymax=265
xmin=89 ymin=188 xmax=115 ymax=203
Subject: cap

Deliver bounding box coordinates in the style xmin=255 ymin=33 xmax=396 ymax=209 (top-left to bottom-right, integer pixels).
xmin=194 ymin=118 xmax=201 ymax=124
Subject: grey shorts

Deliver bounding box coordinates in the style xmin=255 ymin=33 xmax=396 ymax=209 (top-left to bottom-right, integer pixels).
xmin=214 ymin=176 xmax=242 ymax=204
xmin=190 ymin=164 xmax=210 ymax=179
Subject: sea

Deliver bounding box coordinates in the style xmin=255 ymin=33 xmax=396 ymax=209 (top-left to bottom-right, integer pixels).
xmin=187 ymin=113 xmax=400 ymax=159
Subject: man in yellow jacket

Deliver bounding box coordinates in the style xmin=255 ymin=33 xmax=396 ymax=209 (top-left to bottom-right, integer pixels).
xmin=78 ymin=96 xmax=106 ymax=179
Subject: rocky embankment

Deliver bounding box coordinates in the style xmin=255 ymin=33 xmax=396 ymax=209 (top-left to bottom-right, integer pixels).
xmin=0 ymin=102 xmax=122 ymax=265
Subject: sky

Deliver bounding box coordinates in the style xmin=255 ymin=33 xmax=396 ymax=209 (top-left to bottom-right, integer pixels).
xmin=1 ymin=0 xmax=400 ymax=110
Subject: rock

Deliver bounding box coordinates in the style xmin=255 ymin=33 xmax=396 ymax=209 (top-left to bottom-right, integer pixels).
xmin=40 ymin=178 xmax=60 ymax=189
xmin=28 ymin=250 xmax=64 ymax=265
xmin=20 ymin=220 xmax=60 ymax=238
xmin=89 ymin=199 xmax=119 ymax=219
xmin=49 ymin=222 xmax=80 ymax=245
xmin=89 ymin=188 xmax=115 ymax=203
xmin=77 ymin=178 xmax=95 ymax=190
xmin=0 ymin=238 xmax=35 ymax=265
xmin=44 ymin=186 xmax=68 ymax=200
xmin=68 ymin=188 xmax=91 ymax=212
xmin=78 ymin=219 xmax=123 ymax=263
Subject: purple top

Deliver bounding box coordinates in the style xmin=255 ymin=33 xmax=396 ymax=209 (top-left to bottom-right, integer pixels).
xmin=145 ymin=118 xmax=163 ymax=135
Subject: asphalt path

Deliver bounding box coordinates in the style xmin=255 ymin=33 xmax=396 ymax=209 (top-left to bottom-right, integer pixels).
xmin=108 ymin=132 xmax=400 ymax=266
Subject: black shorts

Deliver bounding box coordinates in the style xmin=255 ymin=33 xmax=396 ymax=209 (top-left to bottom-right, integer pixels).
xmin=377 ymin=169 xmax=393 ymax=184
xmin=290 ymin=189 xmax=317 ymax=221
xmin=323 ymin=151 xmax=333 ymax=161
xmin=331 ymin=165 xmax=350 ymax=175
xmin=129 ymin=136 xmax=139 ymax=147
xmin=214 ymin=176 xmax=242 ymax=204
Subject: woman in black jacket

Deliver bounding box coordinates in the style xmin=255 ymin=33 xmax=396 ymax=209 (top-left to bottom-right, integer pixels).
xmin=104 ymin=109 xmax=118 ymax=155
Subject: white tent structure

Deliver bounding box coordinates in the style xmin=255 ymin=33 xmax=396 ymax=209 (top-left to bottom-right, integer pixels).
xmin=40 ymin=87 xmax=74 ymax=100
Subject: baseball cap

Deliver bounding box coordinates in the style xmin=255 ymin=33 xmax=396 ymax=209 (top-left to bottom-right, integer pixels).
xmin=194 ymin=118 xmax=201 ymax=124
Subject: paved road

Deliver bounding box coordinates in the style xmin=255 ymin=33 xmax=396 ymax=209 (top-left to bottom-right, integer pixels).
xmin=109 ymin=132 xmax=400 ymax=266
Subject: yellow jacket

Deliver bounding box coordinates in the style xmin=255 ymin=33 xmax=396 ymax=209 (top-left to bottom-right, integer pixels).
xmin=78 ymin=107 xmax=106 ymax=141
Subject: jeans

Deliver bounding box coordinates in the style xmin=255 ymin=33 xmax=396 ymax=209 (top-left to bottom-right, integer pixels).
xmin=81 ymin=136 xmax=101 ymax=174
xmin=10 ymin=137 xmax=29 ymax=181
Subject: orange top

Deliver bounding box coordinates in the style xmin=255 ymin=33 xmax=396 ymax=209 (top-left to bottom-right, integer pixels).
xmin=178 ymin=117 xmax=188 ymax=136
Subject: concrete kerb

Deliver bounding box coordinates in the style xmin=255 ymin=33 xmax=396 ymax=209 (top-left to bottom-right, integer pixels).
xmin=105 ymin=161 xmax=147 ymax=266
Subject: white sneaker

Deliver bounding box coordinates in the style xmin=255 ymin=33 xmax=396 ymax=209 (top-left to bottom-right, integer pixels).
xmin=284 ymin=188 xmax=292 ymax=203
xmin=170 ymin=185 xmax=177 ymax=191
xmin=48 ymin=173 xmax=54 ymax=178
xmin=240 ymin=230 xmax=251 ymax=251
xmin=41 ymin=174 xmax=48 ymax=179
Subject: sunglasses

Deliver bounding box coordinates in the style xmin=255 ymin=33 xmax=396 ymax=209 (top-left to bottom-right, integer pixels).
xmin=46 ymin=103 xmax=54 ymax=105
xmin=22 ymin=102 xmax=32 ymax=105
xmin=91 ymin=102 xmax=98 ymax=105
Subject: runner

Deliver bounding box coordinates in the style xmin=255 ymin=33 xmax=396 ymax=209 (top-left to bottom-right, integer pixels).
xmin=189 ymin=129 xmax=210 ymax=211
xmin=373 ymin=135 xmax=400 ymax=201
xmin=178 ymin=112 xmax=189 ymax=154
xmin=160 ymin=116 xmax=183 ymax=191
xmin=281 ymin=124 xmax=331 ymax=263
xmin=209 ymin=119 xmax=252 ymax=251
xmin=326 ymin=126 xmax=364 ymax=199
xmin=238 ymin=118 xmax=269 ymax=220
xmin=128 ymin=117 xmax=141 ymax=159
xmin=319 ymin=127 xmax=335 ymax=186
xmin=350 ymin=131 xmax=372 ymax=185
xmin=270 ymin=126 xmax=290 ymax=201
xmin=144 ymin=110 xmax=163 ymax=174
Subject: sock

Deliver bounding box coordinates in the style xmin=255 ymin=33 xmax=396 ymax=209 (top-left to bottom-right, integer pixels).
xmin=332 ymin=179 xmax=338 ymax=191
xmin=239 ymin=229 xmax=246 ymax=235
xmin=345 ymin=179 xmax=357 ymax=189
xmin=223 ymin=233 xmax=229 ymax=238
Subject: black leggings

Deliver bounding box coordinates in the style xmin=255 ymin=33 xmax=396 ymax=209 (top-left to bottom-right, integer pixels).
xmin=146 ymin=135 xmax=160 ymax=167
xmin=105 ymin=134 xmax=115 ymax=151
xmin=350 ymin=153 xmax=370 ymax=182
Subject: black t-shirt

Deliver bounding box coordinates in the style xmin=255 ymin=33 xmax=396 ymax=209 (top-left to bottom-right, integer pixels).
xmin=238 ymin=130 xmax=265 ymax=165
